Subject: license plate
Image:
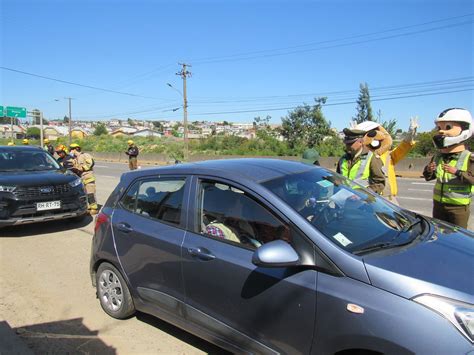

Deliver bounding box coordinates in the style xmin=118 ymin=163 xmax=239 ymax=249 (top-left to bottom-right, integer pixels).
xmin=37 ymin=201 xmax=61 ymax=211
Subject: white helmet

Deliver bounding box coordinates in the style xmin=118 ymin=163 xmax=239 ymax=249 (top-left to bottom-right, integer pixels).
xmin=433 ymin=108 xmax=473 ymax=148
xmin=352 ymin=120 xmax=380 ymax=134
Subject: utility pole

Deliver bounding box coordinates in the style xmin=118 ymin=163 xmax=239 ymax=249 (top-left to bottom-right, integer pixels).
xmin=66 ymin=97 xmax=73 ymax=146
xmin=176 ymin=63 xmax=191 ymax=161
xmin=40 ymin=111 xmax=44 ymax=148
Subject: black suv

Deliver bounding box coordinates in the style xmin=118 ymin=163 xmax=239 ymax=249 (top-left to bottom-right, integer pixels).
xmin=0 ymin=146 xmax=88 ymax=227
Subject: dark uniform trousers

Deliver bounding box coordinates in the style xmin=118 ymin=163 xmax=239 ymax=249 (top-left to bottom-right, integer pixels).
xmin=432 ymin=201 xmax=470 ymax=229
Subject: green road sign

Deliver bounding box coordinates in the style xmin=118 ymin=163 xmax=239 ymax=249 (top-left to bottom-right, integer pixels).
xmin=0 ymin=106 xmax=4 ymax=116
xmin=6 ymin=106 xmax=27 ymax=118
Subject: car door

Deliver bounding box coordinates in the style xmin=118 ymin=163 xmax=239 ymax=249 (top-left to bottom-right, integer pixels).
xmin=111 ymin=175 xmax=189 ymax=314
xmin=181 ymin=177 xmax=317 ymax=354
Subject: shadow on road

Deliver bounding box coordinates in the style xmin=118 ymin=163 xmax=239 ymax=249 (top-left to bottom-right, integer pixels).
xmin=0 ymin=215 xmax=94 ymax=238
xmin=12 ymin=318 xmax=116 ymax=354
xmin=136 ymin=312 xmax=231 ymax=354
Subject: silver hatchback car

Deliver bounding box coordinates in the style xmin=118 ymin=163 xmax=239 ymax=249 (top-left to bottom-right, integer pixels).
xmin=90 ymin=159 xmax=474 ymax=354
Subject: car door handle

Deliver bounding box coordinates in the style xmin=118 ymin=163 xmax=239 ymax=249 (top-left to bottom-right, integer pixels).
xmin=187 ymin=247 xmax=216 ymax=261
xmin=117 ymin=222 xmax=134 ymax=233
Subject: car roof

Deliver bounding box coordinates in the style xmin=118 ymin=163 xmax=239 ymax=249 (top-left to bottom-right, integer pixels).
xmin=0 ymin=146 xmax=44 ymax=152
xmin=125 ymin=158 xmax=316 ymax=183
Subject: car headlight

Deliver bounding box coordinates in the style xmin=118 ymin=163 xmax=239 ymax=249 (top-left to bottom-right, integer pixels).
xmin=414 ymin=294 xmax=474 ymax=342
xmin=0 ymin=185 xmax=16 ymax=192
xmin=69 ymin=178 xmax=83 ymax=188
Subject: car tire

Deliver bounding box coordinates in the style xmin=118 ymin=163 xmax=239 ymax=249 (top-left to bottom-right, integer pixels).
xmin=96 ymin=262 xmax=135 ymax=319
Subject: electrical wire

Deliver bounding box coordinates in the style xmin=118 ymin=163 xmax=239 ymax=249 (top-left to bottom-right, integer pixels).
xmin=0 ymin=66 xmax=170 ymax=100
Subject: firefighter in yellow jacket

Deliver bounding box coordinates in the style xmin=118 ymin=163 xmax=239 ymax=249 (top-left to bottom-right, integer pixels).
xmin=423 ymin=108 xmax=473 ymax=229
xmin=69 ymin=143 xmax=98 ymax=214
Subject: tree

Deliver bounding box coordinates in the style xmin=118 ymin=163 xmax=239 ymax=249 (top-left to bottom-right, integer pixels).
xmin=354 ymin=82 xmax=373 ymax=123
xmin=93 ymin=122 xmax=108 ymax=136
xmin=26 ymin=127 xmax=41 ymax=138
xmin=63 ymin=115 xmax=69 ymax=123
xmin=127 ymin=118 xmax=135 ymax=126
xmin=411 ymin=131 xmax=436 ymax=156
xmin=152 ymin=121 xmax=163 ymax=132
xmin=281 ymin=97 xmax=332 ymax=149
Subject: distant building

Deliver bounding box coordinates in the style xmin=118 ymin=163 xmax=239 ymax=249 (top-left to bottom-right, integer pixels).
xmin=132 ymin=129 xmax=162 ymax=137
xmin=0 ymin=125 xmax=25 ymax=139
xmin=43 ymin=126 xmax=69 ymax=140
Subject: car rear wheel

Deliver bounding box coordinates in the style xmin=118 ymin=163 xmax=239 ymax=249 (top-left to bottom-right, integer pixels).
xmin=96 ymin=262 xmax=135 ymax=319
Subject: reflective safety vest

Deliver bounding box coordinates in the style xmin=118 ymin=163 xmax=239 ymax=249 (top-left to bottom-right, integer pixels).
xmin=339 ymin=152 xmax=373 ymax=186
xmin=434 ymin=150 xmax=472 ymax=206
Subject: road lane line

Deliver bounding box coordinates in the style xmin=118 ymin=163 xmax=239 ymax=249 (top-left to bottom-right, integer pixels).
xmin=408 ymin=188 xmax=432 ymax=192
xmin=411 ymin=182 xmax=434 ymax=185
xmin=398 ymin=196 xmax=432 ymax=201
xmin=94 ymin=165 xmax=108 ymax=168
xmin=97 ymin=175 xmax=117 ymax=179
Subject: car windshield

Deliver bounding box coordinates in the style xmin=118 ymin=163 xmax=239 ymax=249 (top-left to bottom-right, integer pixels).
xmin=0 ymin=149 xmax=61 ymax=172
xmin=262 ymin=168 xmax=422 ymax=253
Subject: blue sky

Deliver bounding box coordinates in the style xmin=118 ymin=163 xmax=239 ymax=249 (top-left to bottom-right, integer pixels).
xmin=1 ymin=0 xmax=473 ymax=132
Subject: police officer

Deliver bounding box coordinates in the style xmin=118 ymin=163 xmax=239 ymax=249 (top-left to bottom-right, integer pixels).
xmin=69 ymin=143 xmax=98 ymax=214
xmin=336 ymin=123 xmax=385 ymax=194
xmin=44 ymin=138 xmax=55 ymax=155
xmin=423 ymin=108 xmax=473 ymax=229
xmin=125 ymin=140 xmax=139 ymax=170
xmin=55 ymin=144 xmax=74 ymax=170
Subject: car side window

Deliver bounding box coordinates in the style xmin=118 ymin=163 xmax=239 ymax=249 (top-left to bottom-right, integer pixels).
xmin=198 ymin=180 xmax=291 ymax=249
xmin=120 ymin=181 xmax=139 ymax=211
xmin=136 ymin=178 xmax=186 ymax=226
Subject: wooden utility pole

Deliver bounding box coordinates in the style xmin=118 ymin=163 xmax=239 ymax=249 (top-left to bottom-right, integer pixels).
xmin=66 ymin=97 xmax=73 ymax=146
xmin=176 ymin=63 xmax=191 ymax=161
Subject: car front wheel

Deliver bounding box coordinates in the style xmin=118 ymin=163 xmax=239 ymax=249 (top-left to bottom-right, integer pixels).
xmin=96 ymin=262 xmax=135 ymax=319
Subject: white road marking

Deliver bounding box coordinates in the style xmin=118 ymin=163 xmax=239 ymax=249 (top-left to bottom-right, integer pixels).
xmin=408 ymin=188 xmax=432 ymax=192
xmin=97 ymin=175 xmax=117 ymax=179
xmin=398 ymin=196 xmax=432 ymax=201
xmin=94 ymin=165 xmax=108 ymax=168
xmin=411 ymin=182 xmax=435 ymax=185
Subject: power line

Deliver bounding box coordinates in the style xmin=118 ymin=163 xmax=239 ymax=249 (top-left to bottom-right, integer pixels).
xmin=0 ymin=66 xmax=170 ymax=100
xmin=192 ymin=19 xmax=473 ymax=65
xmin=191 ymin=13 xmax=473 ymax=64
xmin=77 ymin=85 xmax=473 ymax=120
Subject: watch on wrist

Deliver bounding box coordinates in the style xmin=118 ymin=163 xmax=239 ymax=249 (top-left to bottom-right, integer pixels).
xmin=455 ymin=169 xmax=462 ymax=178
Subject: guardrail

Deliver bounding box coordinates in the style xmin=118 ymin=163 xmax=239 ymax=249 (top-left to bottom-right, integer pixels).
xmin=93 ymin=152 xmax=431 ymax=177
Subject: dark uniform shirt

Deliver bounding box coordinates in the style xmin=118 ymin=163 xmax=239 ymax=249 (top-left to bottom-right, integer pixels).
xmin=126 ymin=145 xmax=139 ymax=158
xmin=57 ymin=155 xmax=74 ymax=170
xmin=46 ymin=144 xmax=55 ymax=156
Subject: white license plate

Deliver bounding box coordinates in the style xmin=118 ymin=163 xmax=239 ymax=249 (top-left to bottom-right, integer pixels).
xmin=37 ymin=201 xmax=61 ymax=211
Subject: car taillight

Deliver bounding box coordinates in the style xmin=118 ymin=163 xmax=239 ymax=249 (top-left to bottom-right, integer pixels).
xmin=94 ymin=212 xmax=110 ymax=233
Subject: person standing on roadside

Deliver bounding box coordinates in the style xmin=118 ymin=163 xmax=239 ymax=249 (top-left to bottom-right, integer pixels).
xmin=44 ymin=138 xmax=55 ymax=155
xmin=69 ymin=143 xmax=99 ymax=215
xmin=423 ymin=108 xmax=473 ymax=229
xmin=125 ymin=140 xmax=139 ymax=170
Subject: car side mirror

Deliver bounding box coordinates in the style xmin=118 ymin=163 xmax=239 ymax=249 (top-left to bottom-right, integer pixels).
xmin=252 ymin=240 xmax=300 ymax=267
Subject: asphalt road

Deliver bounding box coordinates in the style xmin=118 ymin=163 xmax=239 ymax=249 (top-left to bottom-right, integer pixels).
xmin=1 ymin=160 xmax=472 ymax=354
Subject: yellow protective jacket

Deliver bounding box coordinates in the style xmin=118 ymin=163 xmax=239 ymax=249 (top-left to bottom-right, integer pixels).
xmin=380 ymin=140 xmax=415 ymax=197
xmin=74 ymin=152 xmax=96 ymax=184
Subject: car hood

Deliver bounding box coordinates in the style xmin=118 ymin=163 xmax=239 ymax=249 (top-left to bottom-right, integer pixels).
xmin=0 ymin=169 xmax=77 ymax=186
xmin=363 ymin=219 xmax=474 ymax=304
